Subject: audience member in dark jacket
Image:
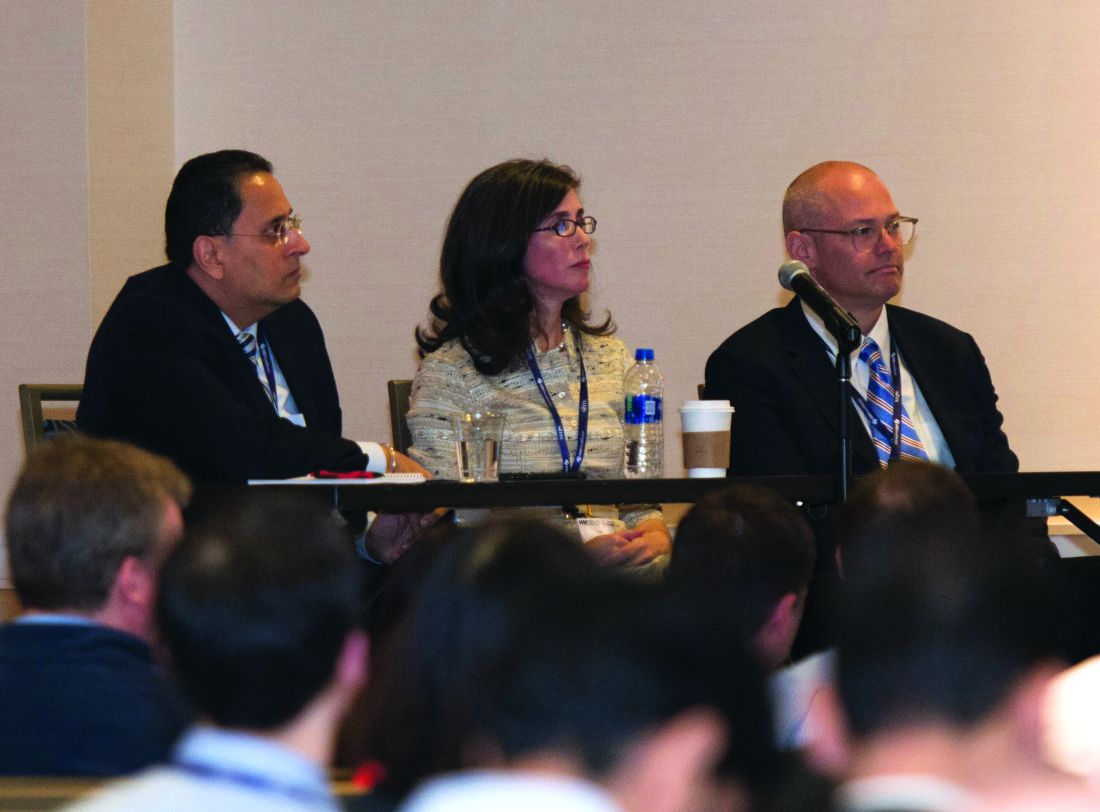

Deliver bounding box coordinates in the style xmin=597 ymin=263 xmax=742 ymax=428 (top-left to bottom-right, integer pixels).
xmin=0 ymin=436 xmax=192 ymax=776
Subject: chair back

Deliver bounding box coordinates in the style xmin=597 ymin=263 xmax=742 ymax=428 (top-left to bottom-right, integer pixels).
xmin=387 ymin=379 xmax=413 ymax=454
xmin=0 ymin=777 xmax=105 ymax=810
xmin=18 ymin=384 xmax=82 ymax=456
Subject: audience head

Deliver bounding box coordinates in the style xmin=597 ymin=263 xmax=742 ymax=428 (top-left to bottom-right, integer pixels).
xmin=839 ymin=460 xmax=979 ymax=572
xmin=836 ymin=512 xmax=1058 ymax=743
xmin=357 ymin=517 xmax=608 ymax=796
xmin=6 ymin=435 xmax=190 ymax=638
xmin=363 ymin=517 xmax=779 ymax=812
xmin=477 ymin=579 xmax=781 ymax=812
xmin=417 ymin=158 xmax=612 ymax=374
xmin=156 ymin=492 xmax=365 ymax=733
xmin=164 ymin=149 xmax=273 ymax=270
xmin=668 ymin=484 xmax=815 ymax=669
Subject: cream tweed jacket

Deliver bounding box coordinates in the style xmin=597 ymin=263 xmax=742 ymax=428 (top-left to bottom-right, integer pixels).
xmin=408 ymin=330 xmax=662 ymax=529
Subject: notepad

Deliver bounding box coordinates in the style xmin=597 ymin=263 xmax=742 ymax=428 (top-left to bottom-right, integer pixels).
xmin=247 ymin=473 xmax=427 ymax=485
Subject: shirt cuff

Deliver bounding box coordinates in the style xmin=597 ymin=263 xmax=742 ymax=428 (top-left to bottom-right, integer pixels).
xmin=354 ymin=512 xmax=384 ymax=565
xmin=358 ymin=441 xmax=388 ymax=474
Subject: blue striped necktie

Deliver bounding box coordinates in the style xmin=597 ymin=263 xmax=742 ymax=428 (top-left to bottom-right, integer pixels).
xmin=858 ymin=337 xmax=928 ymax=467
xmin=237 ymin=331 xmax=277 ymax=410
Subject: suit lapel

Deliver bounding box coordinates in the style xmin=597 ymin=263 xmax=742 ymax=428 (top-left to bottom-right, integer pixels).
xmin=261 ymin=309 xmax=317 ymax=424
xmin=174 ymin=273 xmax=309 ymax=417
xmin=173 ymin=271 xmax=270 ymax=402
xmin=780 ymin=300 xmax=879 ymax=471
xmin=887 ymin=306 xmax=967 ymax=469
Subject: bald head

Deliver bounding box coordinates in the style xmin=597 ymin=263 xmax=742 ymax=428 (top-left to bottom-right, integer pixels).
xmin=781 ymin=162 xmax=905 ymax=331
xmin=782 ymin=161 xmax=881 ymax=235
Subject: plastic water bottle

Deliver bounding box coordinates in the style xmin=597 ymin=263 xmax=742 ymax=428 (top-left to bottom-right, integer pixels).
xmin=623 ymin=348 xmax=664 ymax=478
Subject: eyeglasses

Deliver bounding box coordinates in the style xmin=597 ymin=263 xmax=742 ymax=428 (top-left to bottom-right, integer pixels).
xmin=226 ymin=214 xmax=304 ymax=246
xmin=533 ymin=216 xmax=597 ymax=238
xmin=797 ymin=216 xmax=918 ymax=252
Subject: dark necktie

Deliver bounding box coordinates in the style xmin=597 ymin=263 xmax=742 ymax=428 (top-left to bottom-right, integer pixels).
xmin=237 ymin=331 xmax=277 ymax=410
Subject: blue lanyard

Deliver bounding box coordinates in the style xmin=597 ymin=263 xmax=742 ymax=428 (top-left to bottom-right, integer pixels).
xmin=173 ymin=760 xmax=333 ymax=807
xmin=524 ymin=331 xmax=588 ymax=474
xmin=850 ymin=342 xmax=904 ymax=461
xmin=255 ymin=329 xmax=279 ymax=411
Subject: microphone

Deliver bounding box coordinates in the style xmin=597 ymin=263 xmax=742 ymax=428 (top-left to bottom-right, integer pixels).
xmin=778 ymin=260 xmax=862 ymax=351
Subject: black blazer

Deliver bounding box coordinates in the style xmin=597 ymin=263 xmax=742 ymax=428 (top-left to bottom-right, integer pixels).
xmin=703 ymin=298 xmax=1019 ymax=478
xmin=78 ymin=264 xmax=368 ymax=483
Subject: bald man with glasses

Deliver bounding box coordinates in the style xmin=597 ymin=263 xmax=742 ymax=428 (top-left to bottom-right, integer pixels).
xmin=706 ymin=160 xmax=1018 ymax=483
xmin=704 ymin=161 xmax=1029 ymax=651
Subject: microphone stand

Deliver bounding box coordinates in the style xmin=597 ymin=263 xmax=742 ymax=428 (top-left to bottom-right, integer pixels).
xmin=778 ymin=262 xmax=863 ymax=503
xmin=830 ymin=323 xmax=862 ymax=504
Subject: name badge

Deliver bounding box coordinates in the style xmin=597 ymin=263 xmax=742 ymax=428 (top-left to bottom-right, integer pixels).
xmin=575 ymin=516 xmax=621 ymax=543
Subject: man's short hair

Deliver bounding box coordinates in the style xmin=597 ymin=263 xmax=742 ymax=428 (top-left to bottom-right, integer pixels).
xmin=164 ymin=149 xmax=273 ymax=269
xmin=668 ymin=484 xmax=815 ymax=639
xmin=6 ymin=435 xmax=191 ymax=611
xmin=839 ymin=460 xmax=979 ymax=568
xmin=156 ymin=492 xmax=362 ymax=730
xmin=837 ymin=512 xmax=1055 ymax=738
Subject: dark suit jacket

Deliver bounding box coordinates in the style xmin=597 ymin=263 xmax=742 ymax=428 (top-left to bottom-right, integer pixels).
xmin=78 ymin=264 xmax=368 ymax=483
xmin=0 ymin=622 xmax=191 ymax=776
xmin=703 ymin=298 xmax=1019 ymax=479
xmin=705 ymin=300 xmax=1034 ymax=658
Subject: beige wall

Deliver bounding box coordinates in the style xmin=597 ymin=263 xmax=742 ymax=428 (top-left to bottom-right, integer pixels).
xmin=170 ymin=0 xmax=1100 ymax=472
xmin=2 ymin=3 xmax=91 ymax=586
xmin=4 ymin=1 xmax=1100 ymax=582
xmin=1 ymin=0 xmax=173 ymax=586
xmin=87 ymin=0 xmax=175 ymax=320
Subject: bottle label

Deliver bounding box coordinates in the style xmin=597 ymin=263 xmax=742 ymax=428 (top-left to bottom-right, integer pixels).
xmin=624 ymin=394 xmax=663 ymax=424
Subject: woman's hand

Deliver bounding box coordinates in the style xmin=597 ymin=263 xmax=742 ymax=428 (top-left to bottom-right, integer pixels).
xmin=393 ymin=450 xmax=431 ymax=476
xmin=585 ymin=517 xmax=672 ymax=568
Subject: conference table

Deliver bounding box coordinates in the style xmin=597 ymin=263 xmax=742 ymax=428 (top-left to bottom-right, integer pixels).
xmin=250 ymin=472 xmax=1100 ymax=541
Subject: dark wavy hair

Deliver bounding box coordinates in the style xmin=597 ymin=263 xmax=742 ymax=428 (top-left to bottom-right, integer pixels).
xmin=416 ymin=159 xmax=613 ymax=375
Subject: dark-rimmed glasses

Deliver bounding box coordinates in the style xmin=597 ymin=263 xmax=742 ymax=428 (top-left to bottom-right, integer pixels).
xmin=533 ymin=216 xmax=597 ymax=238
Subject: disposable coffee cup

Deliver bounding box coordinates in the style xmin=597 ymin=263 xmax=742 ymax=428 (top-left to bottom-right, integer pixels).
xmin=679 ymin=400 xmax=734 ymax=478
xmin=452 ymin=412 xmax=504 ymax=482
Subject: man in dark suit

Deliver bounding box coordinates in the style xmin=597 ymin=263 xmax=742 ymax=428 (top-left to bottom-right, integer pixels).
xmin=705 ymin=160 xmax=1018 ymax=480
xmin=705 ymin=161 xmax=1027 ymax=655
xmin=79 ymin=150 xmax=434 ymax=564
xmin=0 ymin=436 xmax=192 ymax=776
xmin=78 ymin=150 xmax=424 ymax=486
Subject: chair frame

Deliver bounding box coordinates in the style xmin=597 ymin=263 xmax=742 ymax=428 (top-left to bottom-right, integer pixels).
xmin=18 ymin=383 xmax=83 ymax=456
xmin=387 ymin=379 xmax=413 ymax=454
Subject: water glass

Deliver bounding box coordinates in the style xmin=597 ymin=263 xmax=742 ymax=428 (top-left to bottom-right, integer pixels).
xmin=452 ymin=412 xmax=504 ymax=482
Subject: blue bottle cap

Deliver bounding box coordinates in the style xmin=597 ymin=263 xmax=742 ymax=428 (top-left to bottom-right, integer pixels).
xmin=634 ymin=348 xmax=654 ymax=361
